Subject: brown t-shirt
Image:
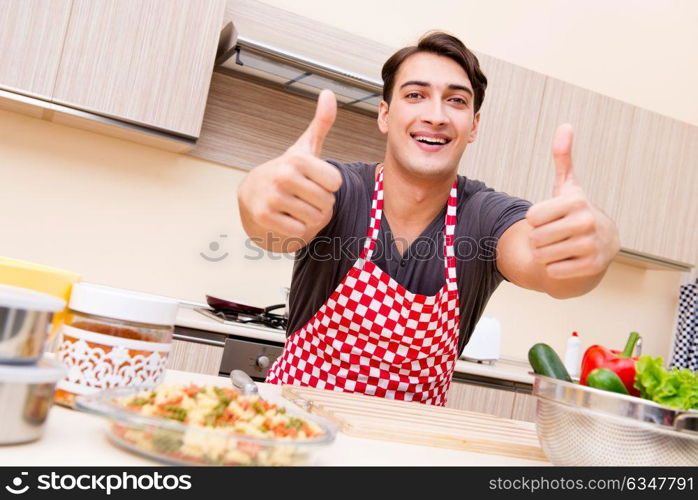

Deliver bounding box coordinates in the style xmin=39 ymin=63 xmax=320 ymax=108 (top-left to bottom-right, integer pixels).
xmin=286 ymin=160 xmax=531 ymax=356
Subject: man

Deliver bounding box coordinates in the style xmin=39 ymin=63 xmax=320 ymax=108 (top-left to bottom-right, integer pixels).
xmin=238 ymin=32 xmax=620 ymax=405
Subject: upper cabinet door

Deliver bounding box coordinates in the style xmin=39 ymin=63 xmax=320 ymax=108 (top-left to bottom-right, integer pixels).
xmin=524 ymin=77 xmax=635 ymax=221
xmin=0 ymin=0 xmax=73 ymax=99
xmin=52 ymin=0 xmax=225 ymax=138
xmin=615 ymin=111 xmax=698 ymax=264
xmin=458 ymin=53 xmax=547 ymax=199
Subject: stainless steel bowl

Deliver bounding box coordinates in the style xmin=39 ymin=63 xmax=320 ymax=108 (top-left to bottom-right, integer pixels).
xmin=0 ymin=285 xmax=65 ymax=363
xmin=0 ymin=358 xmax=68 ymax=444
xmin=532 ymin=373 xmax=698 ymax=466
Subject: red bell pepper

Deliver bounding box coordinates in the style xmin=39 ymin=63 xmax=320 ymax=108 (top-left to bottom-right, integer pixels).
xmin=580 ymin=332 xmax=641 ymax=396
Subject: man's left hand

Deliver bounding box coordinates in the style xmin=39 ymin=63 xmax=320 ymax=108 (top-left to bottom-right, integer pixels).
xmin=525 ymin=124 xmax=621 ymax=280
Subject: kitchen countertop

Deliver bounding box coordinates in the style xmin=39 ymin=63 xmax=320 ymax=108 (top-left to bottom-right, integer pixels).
xmin=0 ymin=368 xmax=548 ymax=467
xmin=176 ymin=307 xmax=535 ymax=385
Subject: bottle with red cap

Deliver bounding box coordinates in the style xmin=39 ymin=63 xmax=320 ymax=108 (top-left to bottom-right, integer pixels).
xmin=564 ymin=331 xmax=581 ymax=380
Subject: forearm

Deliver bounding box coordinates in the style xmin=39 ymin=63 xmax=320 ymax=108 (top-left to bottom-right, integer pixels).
xmin=539 ymin=266 xmax=607 ymax=299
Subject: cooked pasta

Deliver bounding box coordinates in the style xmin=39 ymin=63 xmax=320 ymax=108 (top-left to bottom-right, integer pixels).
xmin=110 ymin=383 xmax=325 ymax=465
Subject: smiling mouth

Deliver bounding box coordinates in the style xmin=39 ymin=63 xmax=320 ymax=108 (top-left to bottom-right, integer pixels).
xmin=410 ymin=133 xmax=452 ymax=150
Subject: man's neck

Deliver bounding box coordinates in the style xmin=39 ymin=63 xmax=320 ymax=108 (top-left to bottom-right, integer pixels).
xmin=379 ymin=158 xmax=456 ymax=254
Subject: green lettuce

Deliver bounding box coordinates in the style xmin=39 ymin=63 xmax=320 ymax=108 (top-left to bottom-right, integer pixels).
xmin=634 ymin=356 xmax=698 ymax=410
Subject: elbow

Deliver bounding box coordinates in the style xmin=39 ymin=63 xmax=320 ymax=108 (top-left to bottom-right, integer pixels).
xmin=544 ymin=276 xmax=603 ymax=300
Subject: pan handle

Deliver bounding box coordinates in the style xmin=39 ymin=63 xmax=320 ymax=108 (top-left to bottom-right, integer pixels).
xmin=264 ymin=303 xmax=286 ymax=314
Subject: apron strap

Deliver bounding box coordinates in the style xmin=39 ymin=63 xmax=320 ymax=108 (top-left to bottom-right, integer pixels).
xmin=359 ymin=166 xmax=385 ymax=263
xmin=444 ymin=181 xmax=459 ymax=292
xmin=360 ymin=166 xmax=459 ymax=292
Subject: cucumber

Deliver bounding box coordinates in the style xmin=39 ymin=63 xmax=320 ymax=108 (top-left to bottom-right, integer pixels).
xmin=528 ymin=343 xmax=572 ymax=382
xmin=586 ymin=368 xmax=629 ymax=394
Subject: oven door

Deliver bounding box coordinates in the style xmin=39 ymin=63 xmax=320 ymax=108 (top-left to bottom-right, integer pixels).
xmin=218 ymin=337 xmax=284 ymax=382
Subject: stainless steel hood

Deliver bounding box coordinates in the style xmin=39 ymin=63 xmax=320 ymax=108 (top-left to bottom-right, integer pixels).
xmin=216 ymin=35 xmax=383 ymax=114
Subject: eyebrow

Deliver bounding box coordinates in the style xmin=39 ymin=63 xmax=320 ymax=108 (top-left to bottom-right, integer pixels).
xmin=399 ymin=80 xmax=473 ymax=97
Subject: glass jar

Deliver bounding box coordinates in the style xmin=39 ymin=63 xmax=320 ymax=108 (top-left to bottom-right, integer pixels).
xmin=54 ymin=283 xmax=178 ymax=407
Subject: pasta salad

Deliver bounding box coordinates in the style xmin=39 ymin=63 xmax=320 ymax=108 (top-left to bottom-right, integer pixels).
xmin=108 ymin=384 xmax=327 ymax=466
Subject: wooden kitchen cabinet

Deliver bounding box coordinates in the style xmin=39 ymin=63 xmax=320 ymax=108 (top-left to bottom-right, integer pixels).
xmin=614 ymin=112 xmax=698 ymax=264
xmin=458 ymin=53 xmax=546 ymax=199
xmin=524 ymin=77 xmax=635 ymax=217
xmin=52 ymin=0 xmax=226 ymax=140
xmin=446 ymin=379 xmax=537 ymax=422
xmin=445 ymin=380 xmax=517 ymax=419
xmin=166 ymin=339 xmax=224 ymax=376
xmin=524 ymin=78 xmax=697 ymax=265
xmin=0 ymin=0 xmax=72 ymax=100
xmin=511 ymin=391 xmax=538 ymax=422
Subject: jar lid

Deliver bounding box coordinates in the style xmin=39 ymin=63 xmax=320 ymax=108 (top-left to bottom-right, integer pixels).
xmin=0 ymin=357 xmax=68 ymax=383
xmin=0 ymin=284 xmax=66 ymax=312
xmin=69 ymin=283 xmax=178 ymax=326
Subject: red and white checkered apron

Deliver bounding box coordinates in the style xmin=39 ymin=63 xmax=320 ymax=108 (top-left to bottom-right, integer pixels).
xmin=266 ymin=166 xmax=460 ymax=406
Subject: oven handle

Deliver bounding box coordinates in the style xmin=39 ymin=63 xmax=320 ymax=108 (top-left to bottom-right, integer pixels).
xmin=173 ymin=332 xmax=226 ymax=347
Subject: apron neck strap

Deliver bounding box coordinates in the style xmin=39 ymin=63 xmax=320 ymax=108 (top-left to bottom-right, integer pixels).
xmin=360 ymin=165 xmax=459 ymax=289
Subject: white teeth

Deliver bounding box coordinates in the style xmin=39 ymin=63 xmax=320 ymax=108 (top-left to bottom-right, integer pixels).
xmin=413 ymin=135 xmax=447 ymax=145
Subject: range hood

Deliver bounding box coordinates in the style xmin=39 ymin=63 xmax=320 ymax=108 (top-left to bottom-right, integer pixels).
xmin=216 ymin=35 xmax=383 ymax=114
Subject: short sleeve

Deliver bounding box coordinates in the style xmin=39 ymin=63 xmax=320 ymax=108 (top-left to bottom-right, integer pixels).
xmin=477 ymin=190 xmax=532 ymax=281
xmin=315 ymin=159 xmax=369 ymax=238
xmin=325 ymin=159 xmax=349 ymax=222
xmin=479 ymin=191 xmax=531 ymax=240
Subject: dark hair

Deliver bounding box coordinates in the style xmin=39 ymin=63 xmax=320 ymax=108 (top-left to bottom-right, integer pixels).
xmin=381 ymin=31 xmax=487 ymax=113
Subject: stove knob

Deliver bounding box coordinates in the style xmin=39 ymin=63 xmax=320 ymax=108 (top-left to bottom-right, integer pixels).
xmin=255 ymin=355 xmax=270 ymax=370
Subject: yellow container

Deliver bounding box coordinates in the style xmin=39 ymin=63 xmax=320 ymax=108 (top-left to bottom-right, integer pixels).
xmin=0 ymin=257 xmax=81 ymax=340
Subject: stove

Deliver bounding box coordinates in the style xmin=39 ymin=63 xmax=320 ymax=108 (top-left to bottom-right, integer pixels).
xmin=194 ymin=306 xmax=288 ymax=331
xmin=187 ymin=307 xmax=287 ymax=382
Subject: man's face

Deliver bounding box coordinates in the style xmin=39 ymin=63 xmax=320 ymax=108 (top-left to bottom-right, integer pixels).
xmin=378 ymin=52 xmax=480 ymax=179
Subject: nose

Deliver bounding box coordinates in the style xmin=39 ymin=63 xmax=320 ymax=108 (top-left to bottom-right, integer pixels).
xmin=420 ymin=99 xmax=449 ymax=127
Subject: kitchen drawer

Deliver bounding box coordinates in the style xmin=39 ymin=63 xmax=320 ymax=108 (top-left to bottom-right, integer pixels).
xmin=511 ymin=391 xmax=538 ymax=422
xmin=445 ymin=380 xmax=516 ymax=419
xmin=166 ymin=339 xmax=224 ymax=376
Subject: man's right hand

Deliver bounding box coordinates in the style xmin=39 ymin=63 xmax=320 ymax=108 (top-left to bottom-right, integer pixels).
xmin=238 ymin=90 xmax=343 ymax=252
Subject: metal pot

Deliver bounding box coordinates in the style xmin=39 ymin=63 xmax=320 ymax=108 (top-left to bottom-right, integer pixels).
xmin=0 ymin=285 xmax=65 ymax=363
xmin=532 ymin=373 xmax=698 ymax=466
xmin=0 ymin=357 xmax=67 ymax=444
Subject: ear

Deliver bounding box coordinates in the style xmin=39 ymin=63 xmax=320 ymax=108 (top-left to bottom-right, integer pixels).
xmin=377 ymin=100 xmax=389 ymax=135
xmin=468 ymin=111 xmax=481 ymax=143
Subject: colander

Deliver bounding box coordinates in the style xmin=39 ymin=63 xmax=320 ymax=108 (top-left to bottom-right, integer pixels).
xmin=531 ymin=373 xmax=698 ymax=466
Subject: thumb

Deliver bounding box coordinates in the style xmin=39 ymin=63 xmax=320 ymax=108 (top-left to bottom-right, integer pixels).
xmin=552 ymin=123 xmax=576 ymax=196
xmin=293 ymin=89 xmax=337 ymax=156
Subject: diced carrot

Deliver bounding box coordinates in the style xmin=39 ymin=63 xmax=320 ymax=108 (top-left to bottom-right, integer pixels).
xmin=221 ymin=388 xmax=236 ymax=399
xmin=157 ymin=395 xmax=183 ymax=409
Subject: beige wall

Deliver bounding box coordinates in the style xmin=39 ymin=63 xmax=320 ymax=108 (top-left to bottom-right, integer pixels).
xmin=260 ymin=0 xmax=698 ymax=127
xmin=0 ymin=110 xmax=291 ymax=307
xmin=489 ymin=263 xmax=681 ymax=361
xmin=1 ymin=0 xmax=690 ymax=362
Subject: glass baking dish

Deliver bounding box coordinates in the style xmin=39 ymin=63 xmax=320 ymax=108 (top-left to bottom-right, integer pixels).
xmin=75 ymin=386 xmax=337 ymax=466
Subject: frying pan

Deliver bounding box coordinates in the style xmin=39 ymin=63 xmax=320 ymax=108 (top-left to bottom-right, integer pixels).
xmin=205 ymin=295 xmax=284 ymax=316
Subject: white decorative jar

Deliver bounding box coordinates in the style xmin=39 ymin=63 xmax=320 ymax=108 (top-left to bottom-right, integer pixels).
xmin=54 ymin=283 xmax=178 ymax=407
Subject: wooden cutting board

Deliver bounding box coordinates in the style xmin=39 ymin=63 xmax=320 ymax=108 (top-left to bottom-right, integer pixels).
xmin=282 ymin=385 xmax=548 ymax=462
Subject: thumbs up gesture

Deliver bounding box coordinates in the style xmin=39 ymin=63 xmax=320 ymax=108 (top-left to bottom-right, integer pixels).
xmin=238 ymin=90 xmax=343 ymax=251
xmin=525 ymin=124 xmax=620 ymax=279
